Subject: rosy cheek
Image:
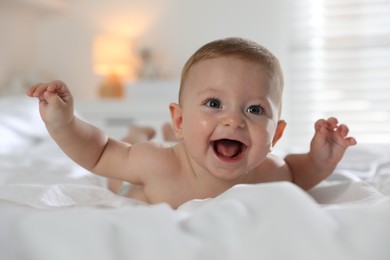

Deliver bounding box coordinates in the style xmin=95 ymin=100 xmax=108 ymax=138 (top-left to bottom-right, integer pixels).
xmin=199 ymin=118 xmax=212 ymax=129
xmin=251 ymin=123 xmax=276 ymax=146
xmin=191 ymin=111 xmax=213 ymax=126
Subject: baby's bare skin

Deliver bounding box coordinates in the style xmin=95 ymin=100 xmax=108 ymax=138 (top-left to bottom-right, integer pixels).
xmin=27 ymin=38 xmax=356 ymax=208
xmin=114 ymin=125 xmax=287 ymax=207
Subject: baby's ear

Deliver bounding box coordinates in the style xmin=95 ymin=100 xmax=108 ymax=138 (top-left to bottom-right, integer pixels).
xmin=272 ymin=120 xmax=286 ymax=147
xmin=169 ymin=103 xmax=184 ymax=140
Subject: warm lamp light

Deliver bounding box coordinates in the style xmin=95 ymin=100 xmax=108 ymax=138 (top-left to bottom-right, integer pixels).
xmin=93 ymin=35 xmax=134 ymax=98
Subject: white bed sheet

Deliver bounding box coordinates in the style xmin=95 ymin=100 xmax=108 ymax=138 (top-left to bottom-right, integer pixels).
xmin=1 ymin=96 xmax=390 ymax=260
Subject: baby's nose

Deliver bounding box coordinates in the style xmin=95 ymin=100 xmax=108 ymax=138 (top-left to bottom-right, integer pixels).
xmin=221 ymin=111 xmax=246 ymax=128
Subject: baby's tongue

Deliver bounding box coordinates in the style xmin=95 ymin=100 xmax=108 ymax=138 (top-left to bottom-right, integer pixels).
xmin=215 ymin=139 xmax=241 ymax=158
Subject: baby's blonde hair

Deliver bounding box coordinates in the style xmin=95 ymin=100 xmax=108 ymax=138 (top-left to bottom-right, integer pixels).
xmin=179 ymin=37 xmax=284 ymax=107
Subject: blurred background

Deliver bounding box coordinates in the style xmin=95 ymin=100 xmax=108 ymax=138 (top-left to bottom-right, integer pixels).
xmin=1 ymin=0 xmax=389 ymax=149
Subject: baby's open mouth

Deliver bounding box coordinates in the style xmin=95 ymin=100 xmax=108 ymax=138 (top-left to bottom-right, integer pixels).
xmin=211 ymin=139 xmax=246 ymax=161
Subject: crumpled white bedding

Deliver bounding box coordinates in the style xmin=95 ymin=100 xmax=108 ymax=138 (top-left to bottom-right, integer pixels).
xmin=1 ymin=96 xmax=390 ymax=260
xmin=1 ymin=184 xmax=388 ymax=260
xmin=0 ymin=140 xmax=389 ymax=260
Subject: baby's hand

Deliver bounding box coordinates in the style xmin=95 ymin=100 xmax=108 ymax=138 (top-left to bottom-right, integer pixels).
xmin=26 ymin=80 xmax=74 ymax=129
xmin=309 ymin=117 xmax=357 ymax=169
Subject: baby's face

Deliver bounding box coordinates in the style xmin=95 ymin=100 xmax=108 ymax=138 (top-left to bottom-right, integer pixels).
xmin=179 ymin=56 xmax=283 ymax=181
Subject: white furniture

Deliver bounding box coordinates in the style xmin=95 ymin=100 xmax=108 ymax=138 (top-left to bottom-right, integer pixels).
xmin=75 ymin=80 xmax=180 ymax=140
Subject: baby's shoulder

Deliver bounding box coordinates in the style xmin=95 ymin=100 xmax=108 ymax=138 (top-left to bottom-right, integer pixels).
xmin=130 ymin=140 xmax=181 ymax=173
xmin=249 ymin=153 xmax=291 ymax=183
xmin=264 ymin=153 xmax=286 ymax=166
xmin=131 ymin=140 xmax=177 ymax=159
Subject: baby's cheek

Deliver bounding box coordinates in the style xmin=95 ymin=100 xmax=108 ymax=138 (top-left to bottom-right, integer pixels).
xmin=198 ymin=118 xmax=213 ymax=129
xmin=186 ymin=112 xmax=212 ymax=129
xmin=183 ymin=116 xmax=211 ymax=143
xmin=252 ymin=127 xmax=274 ymax=148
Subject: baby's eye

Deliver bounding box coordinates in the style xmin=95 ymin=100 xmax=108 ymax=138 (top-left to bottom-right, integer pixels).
xmin=204 ymin=98 xmax=221 ymax=108
xmin=247 ymin=105 xmax=264 ymax=115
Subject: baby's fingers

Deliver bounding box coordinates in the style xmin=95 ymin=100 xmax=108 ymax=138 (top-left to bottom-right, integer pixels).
xmin=345 ymin=136 xmax=357 ymax=146
xmin=46 ymin=80 xmax=70 ymax=99
xmin=28 ymin=83 xmax=52 ymax=99
xmin=314 ymin=117 xmax=339 ymax=133
xmin=336 ymin=124 xmax=357 ymax=146
xmin=337 ymin=124 xmax=349 ymax=137
xmin=325 ymin=117 xmax=339 ymax=131
xmin=26 ymin=83 xmax=45 ymax=97
xmin=27 ymin=81 xmax=71 ymax=103
xmin=26 ymin=85 xmax=36 ymax=97
xmin=314 ymin=119 xmax=328 ymax=133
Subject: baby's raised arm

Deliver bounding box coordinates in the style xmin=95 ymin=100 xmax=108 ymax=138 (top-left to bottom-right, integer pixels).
xmin=26 ymin=81 xmax=143 ymax=184
xmin=27 ymin=80 xmax=74 ymax=128
xmin=284 ymin=117 xmax=356 ymax=190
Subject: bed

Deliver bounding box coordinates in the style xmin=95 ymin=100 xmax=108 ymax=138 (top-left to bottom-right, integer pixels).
xmin=1 ymin=95 xmax=390 ymax=260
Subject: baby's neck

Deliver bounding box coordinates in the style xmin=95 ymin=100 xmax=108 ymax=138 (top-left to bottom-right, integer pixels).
xmin=175 ymin=143 xmax=245 ymax=197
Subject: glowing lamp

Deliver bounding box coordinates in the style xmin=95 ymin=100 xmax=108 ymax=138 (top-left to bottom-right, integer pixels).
xmin=93 ymin=35 xmax=134 ymax=98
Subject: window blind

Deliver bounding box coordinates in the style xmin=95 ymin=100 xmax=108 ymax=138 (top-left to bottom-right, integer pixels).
xmin=288 ymin=0 xmax=390 ymax=147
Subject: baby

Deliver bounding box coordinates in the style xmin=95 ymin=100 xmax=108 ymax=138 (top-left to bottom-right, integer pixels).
xmin=27 ymin=37 xmax=356 ymax=209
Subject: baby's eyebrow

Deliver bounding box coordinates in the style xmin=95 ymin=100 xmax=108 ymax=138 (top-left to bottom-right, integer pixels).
xmin=196 ymin=87 xmax=222 ymax=96
xmin=248 ymin=95 xmax=269 ymax=103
